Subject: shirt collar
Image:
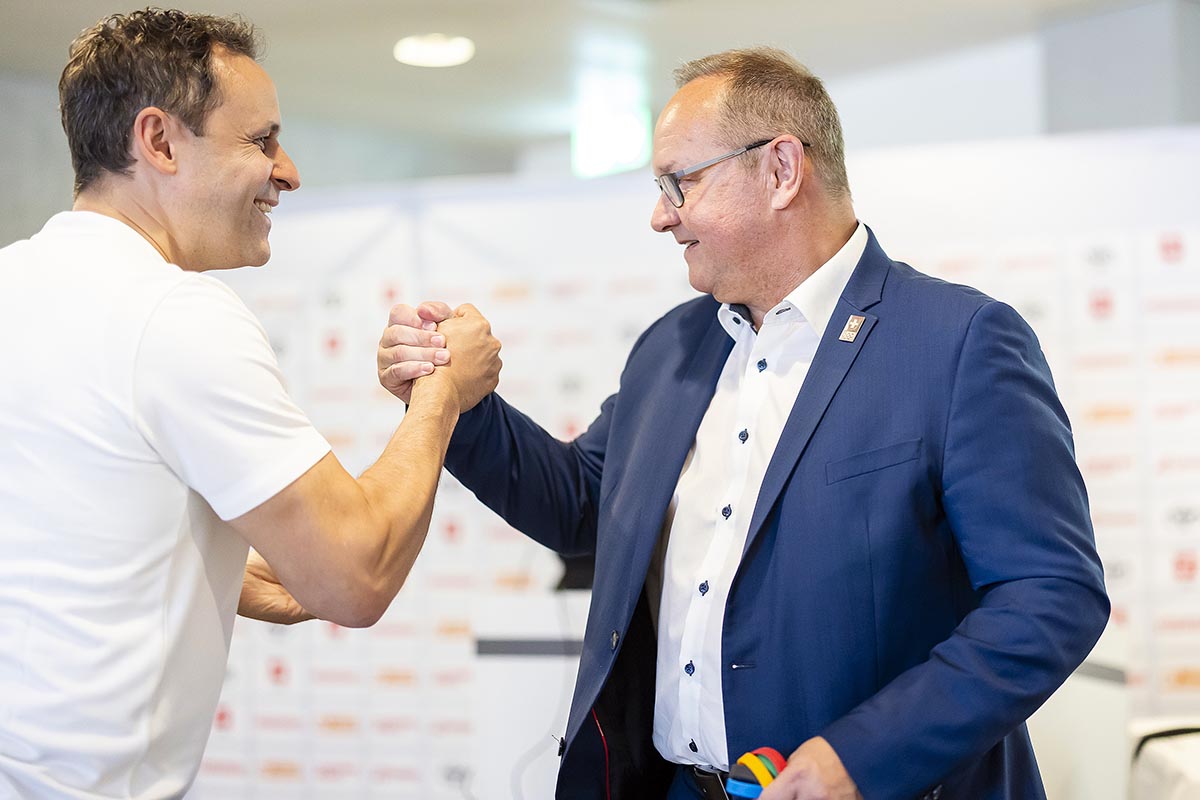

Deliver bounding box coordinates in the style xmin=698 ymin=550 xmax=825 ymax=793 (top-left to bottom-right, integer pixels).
xmin=717 ymin=222 xmax=867 ymax=340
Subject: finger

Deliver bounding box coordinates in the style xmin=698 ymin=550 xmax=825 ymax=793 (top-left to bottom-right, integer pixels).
xmin=417 ymin=301 xmax=454 ymax=326
xmin=380 ymin=344 xmax=450 ymax=366
xmin=384 ymin=361 xmax=434 ymax=385
xmin=380 ymin=323 xmax=446 ymax=349
xmin=387 ymin=303 xmax=422 ymax=327
xmin=453 ymin=302 xmax=480 ymax=318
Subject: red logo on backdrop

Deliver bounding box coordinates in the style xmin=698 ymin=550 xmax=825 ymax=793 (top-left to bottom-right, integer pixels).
xmin=562 ymin=419 xmax=580 ymax=439
xmin=1160 ymin=234 xmax=1185 ymax=264
xmin=267 ymin=657 xmax=290 ymax=686
xmin=324 ymin=332 xmax=342 ymax=356
xmin=326 ymin=621 xmax=344 ymax=639
xmin=382 ymin=284 xmax=401 ymax=306
xmin=214 ymin=704 xmax=233 ymax=731
xmin=1088 ymin=290 xmax=1113 ymax=320
xmin=1174 ymin=551 xmax=1198 ymax=583
xmin=443 ymin=517 xmax=461 ymax=543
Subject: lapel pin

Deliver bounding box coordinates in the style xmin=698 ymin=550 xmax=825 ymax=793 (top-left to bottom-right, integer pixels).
xmin=839 ymin=314 xmax=866 ymax=343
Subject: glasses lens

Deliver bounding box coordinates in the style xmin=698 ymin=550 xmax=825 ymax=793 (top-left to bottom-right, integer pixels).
xmin=658 ymin=175 xmax=683 ymax=208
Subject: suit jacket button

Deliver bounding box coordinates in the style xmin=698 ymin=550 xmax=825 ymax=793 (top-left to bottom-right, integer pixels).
xmin=931 ymin=786 xmax=942 ymax=799
xmin=610 ymin=630 xmax=619 ymax=650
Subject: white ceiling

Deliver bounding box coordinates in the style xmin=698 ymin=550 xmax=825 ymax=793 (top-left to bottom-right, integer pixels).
xmin=1 ymin=0 xmax=1129 ymax=154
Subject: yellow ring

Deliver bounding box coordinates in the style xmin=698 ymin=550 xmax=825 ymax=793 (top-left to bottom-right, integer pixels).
xmin=737 ymin=752 xmax=775 ymax=787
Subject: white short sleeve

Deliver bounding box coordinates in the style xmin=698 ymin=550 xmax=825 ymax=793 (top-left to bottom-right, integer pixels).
xmin=133 ymin=275 xmax=330 ymax=520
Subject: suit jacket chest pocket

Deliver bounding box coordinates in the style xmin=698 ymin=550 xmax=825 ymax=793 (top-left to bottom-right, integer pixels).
xmin=825 ymin=438 xmax=923 ymax=485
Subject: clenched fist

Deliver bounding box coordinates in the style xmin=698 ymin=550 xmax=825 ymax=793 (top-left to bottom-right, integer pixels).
xmin=377 ymin=301 xmax=501 ymax=413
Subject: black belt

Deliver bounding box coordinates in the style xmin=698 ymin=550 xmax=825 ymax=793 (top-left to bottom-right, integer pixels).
xmin=686 ymin=765 xmax=730 ymax=799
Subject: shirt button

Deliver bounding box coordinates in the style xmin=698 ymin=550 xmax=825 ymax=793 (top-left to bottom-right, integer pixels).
xmin=699 ymin=581 xmax=709 ymax=596
xmin=738 ymin=429 xmax=749 ymax=443
xmin=721 ymin=504 xmax=732 ymax=519
xmin=684 ymin=661 xmax=695 ymax=676
xmin=689 ymin=739 xmax=699 ymax=753
xmin=757 ymin=358 xmax=767 ymax=372
xmin=610 ymin=630 xmax=619 ymax=651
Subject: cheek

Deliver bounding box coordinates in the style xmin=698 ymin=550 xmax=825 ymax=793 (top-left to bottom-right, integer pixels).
xmin=234 ymin=151 xmax=273 ymax=187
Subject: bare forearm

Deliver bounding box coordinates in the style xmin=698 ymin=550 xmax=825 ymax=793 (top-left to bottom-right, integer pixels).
xmin=353 ymin=378 xmax=460 ymax=604
xmin=236 ymin=306 xmax=497 ymax=629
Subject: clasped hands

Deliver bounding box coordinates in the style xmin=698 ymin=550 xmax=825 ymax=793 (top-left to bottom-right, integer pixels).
xmin=376 ymin=300 xmax=501 ymax=412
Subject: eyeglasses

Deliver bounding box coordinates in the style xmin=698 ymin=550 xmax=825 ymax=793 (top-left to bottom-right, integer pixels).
xmin=654 ymin=138 xmax=774 ymax=208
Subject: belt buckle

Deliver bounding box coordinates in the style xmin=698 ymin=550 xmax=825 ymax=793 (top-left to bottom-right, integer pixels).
xmin=690 ymin=765 xmax=731 ymax=799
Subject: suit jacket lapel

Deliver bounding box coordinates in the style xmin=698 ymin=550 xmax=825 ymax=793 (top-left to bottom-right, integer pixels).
xmin=741 ymin=228 xmax=892 ymax=557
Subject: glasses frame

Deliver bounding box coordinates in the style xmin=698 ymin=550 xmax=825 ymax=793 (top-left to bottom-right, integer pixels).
xmin=654 ymin=138 xmax=774 ymax=208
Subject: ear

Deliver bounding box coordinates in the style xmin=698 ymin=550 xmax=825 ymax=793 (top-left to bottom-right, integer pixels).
xmin=766 ymin=136 xmax=805 ymax=210
xmin=130 ymin=106 xmax=182 ymax=177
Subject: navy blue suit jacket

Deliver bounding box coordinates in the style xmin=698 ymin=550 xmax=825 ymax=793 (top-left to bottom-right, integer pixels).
xmin=445 ymin=230 xmax=1109 ymax=799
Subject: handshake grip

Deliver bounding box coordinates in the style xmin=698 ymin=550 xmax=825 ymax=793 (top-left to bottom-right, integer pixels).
xmin=726 ymin=747 xmax=786 ymax=798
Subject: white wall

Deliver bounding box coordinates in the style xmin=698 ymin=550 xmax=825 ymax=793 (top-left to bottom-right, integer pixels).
xmin=0 ymin=76 xmax=74 ymax=245
xmin=830 ymin=35 xmax=1045 ymax=151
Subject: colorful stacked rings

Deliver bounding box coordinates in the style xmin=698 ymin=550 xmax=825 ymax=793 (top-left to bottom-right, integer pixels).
xmin=725 ymin=747 xmax=786 ymax=798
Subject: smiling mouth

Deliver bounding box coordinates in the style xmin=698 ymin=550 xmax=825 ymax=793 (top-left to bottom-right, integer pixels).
xmin=253 ymin=200 xmax=273 ymax=215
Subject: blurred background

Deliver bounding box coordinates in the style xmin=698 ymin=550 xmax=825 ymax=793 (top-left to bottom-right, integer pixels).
xmin=2 ymin=1 xmax=1198 ymax=798
xmin=5 ymin=0 xmax=1200 ymax=245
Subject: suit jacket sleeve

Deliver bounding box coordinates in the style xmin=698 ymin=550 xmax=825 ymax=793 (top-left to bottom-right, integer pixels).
xmin=443 ymin=390 xmax=613 ymax=557
xmin=819 ymin=300 xmax=1110 ymax=797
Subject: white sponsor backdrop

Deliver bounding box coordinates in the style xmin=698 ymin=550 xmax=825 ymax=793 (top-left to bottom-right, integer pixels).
xmin=191 ymin=128 xmax=1200 ymax=799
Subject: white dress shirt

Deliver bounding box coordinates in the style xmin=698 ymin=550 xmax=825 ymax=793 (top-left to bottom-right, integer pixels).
xmin=651 ymin=223 xmax=868 ymax=770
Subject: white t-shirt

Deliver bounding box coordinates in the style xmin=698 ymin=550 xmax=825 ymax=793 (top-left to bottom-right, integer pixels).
xmin=0 ymin=211 xmax=330 ymax=799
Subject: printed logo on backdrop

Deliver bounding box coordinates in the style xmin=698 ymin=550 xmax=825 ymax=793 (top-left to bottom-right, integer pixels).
xmin=1088 ymin=289 xmax=1114 ymax=321
xmin=1160 ymin=233 xmax=1185 ymax=264
xmin=1168 ymin=506 xmax=1200 ymax=531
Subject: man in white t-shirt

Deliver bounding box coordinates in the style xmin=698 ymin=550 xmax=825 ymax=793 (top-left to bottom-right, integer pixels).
xmin=0 ymin=10 xmax=498 ymax=799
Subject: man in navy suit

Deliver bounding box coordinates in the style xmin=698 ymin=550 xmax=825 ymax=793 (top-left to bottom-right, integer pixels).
xmin=378 ymin=47 xmax=1108 ymax=800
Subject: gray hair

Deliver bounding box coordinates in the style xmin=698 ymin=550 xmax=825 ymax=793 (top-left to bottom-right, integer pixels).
xmin=674 ymin=47 xmax=850 ymax=199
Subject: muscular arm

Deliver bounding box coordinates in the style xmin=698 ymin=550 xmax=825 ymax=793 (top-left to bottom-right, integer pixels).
xmin=230 ymin=307 xmax=500 ymax=628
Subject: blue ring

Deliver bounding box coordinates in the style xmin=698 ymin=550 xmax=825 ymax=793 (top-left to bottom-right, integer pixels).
xmin=724 ymin=777 xmax=763 ymax=798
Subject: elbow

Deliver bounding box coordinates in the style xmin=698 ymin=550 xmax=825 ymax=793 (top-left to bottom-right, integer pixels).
xmin=1059 ymin=578 xmax=1111 ymax=666
xmin=337 ymin=605 xmax=386 ymax=629
xmin=323 ymin=583 xmax=391 ymax=628
xmin=1087 ymin=583 xmax=1112 ymax=643
xmin=329 ymin=511 xmax=407 ymax=628
xmin=336 ymin=561 xmax=400 ymax=627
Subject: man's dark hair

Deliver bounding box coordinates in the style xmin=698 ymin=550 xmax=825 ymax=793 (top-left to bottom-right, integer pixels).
xmin=58 ymin=8 xmax=260 ymax=195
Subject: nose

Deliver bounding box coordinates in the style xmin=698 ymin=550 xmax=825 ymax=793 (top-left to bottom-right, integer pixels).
xmin=650 ymin=191 xmax=679 ymax=233
xmin=272 ymin=143 xmax=301 ymax=192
